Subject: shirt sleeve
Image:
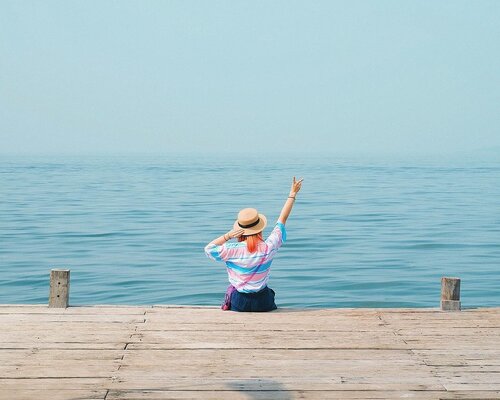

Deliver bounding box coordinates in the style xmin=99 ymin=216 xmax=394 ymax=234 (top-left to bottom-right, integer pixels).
xmin=265 ymin=222 xmax=287 ymax=250
xmin=204 ymin=243 xmax=229 ymax=262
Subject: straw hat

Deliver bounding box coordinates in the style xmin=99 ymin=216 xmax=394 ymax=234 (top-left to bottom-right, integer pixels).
xmin=233 ymin=208 xmax=267 ymax=236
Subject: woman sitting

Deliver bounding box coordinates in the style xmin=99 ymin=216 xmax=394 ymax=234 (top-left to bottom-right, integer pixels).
xmin=204 ymin=177 xmax=303 ymax=312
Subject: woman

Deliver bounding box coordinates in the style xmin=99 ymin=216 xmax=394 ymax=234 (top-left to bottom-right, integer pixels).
xmin=204 ymin=177 xmax=304 ymax=312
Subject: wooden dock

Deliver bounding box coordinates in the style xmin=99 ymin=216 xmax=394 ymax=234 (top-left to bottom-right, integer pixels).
xmin=1 ymin=305 xmax=499 ymax=400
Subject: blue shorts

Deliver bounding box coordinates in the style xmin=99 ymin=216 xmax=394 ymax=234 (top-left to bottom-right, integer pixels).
xmin=230 ymin=286 xmax=277 ymax=312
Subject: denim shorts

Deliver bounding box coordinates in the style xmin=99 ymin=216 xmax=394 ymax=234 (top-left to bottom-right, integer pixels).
xmin=230 ymin=286 xmax=277 ymax=312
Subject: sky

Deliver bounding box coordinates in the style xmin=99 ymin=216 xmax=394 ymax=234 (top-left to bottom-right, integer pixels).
xmin=1 ymin=1 xmax=499 ymax=156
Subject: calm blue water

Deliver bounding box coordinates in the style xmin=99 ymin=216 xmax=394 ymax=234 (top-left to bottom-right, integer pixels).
xmin=1 ymin=154 xmax=499 ymax=308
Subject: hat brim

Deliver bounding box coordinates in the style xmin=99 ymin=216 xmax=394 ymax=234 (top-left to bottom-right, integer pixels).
xmin=233 ymin=213 xmax=267 ymax=236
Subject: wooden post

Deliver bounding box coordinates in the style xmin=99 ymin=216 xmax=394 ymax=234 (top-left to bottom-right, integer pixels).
xmin=441 ymin=277 xmax=460 ymax=311
xmin=49 ymin=269 xmax=70 ymax=308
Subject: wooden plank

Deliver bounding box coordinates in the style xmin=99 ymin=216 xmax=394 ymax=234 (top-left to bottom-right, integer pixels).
xmin=121 ymin=348 xmax=418 ymax=362
xmin=432 ymin=365 xmax=500 ymax=372
xmin=412 ymin=349 xmax=500 ymax=366
xmin=423 ymin=359 xmax=500 ymax=366
xmin=380 ymin=314 xmax=500 ymax=321
xmin=381 ymin=313 xmax=500 ymax=319
xmin=402 ymin=335 xmax=500 ymax=343
xmin=0 ymin=349 xmax=123 ymax=363
xmin=0 ymin=389 xmax=106 ymax=400
xmin=105 ymin=379 xmax=446 ymax=391
xmin=105 ymin=390 xmax=500 ymax=400
xmin=131 ymin=329 xmax=404 ymax=340
xmin=136 ymin=323 xmax=392 ymax=332
xmin=118 ymin=361 xmax=434 ymax=380
xmin=0 ymin=314 xmax=145 ymax=323
xmin=61 ymin=306 xmax=150 ymax=314
xmin=0 ymin=378 xmax=111 ymax=390
xmin=106 ymin=389 xmax=452 ymax=399
xmin=0 ymin=333 xmax=134 ymax=343
xmin=395 ymin=328 xmax=500 ymax=335
xmin=397 ymin=341 xmax=500 ymax=350
xmin=413 ymin=349 xmax=500 ymax=357
xmin=0 ymin=305 xmax=149 ymax=315
xmin=445 ymin=383 xmax=500 ymax=391
xmin=126 ymin=339 xmax=409 ymax=351
xmin=143 ymin=314 xmax=500 ymax=328
xmin=107 ymin=372 xmax=448 ymax=389
xmin=438 ymin=375 xmax=500 ymax=384
xmin=145 ymin=308 xmax=389 ymax=322
xmin=395 ymin=317 xmax=499 ymax=323
xmin=0 ymin=363 xmax=118 ymax=378
xmin=0 ymin=342 xmax=126 ymax=349
xmin=1 ymin=321 xmax=138 ymax=329
xmin=439 ymin=392 xmax=500 ymax=400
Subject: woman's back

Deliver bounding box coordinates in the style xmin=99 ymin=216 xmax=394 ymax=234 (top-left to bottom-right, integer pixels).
xmin=205 ymin=221 xmax=286 ymax=292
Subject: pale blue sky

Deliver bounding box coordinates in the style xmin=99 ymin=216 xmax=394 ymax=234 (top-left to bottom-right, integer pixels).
xmin=1 ymin=1 xmax=499 ymax=155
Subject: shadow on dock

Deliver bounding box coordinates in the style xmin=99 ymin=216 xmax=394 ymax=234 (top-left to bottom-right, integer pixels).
xmin=227 ymin=379 xmax=293 ymax=400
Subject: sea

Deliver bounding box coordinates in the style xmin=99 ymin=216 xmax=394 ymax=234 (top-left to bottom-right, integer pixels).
xmin=1 ymin=153 xmax=499 ymax=308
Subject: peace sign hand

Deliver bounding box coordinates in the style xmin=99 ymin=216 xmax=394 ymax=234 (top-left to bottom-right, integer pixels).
xmin=290 ymin=176 xmax=304 ymax=196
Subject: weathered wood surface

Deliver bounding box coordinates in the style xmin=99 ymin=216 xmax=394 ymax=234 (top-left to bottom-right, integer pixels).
xmin=48 ymin=269 xmax=70 ymax=308
xmin=441 ymin=277 xmax=461 ymax=311
xmin=0 ymin=305 xmax=499 ymax=399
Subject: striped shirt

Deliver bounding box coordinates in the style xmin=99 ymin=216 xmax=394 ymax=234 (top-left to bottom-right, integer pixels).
xmin=204 ymin=222 xmax=287 ymax=293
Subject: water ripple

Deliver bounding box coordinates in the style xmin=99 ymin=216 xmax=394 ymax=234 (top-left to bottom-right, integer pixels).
xmin=1 ymin=154 xmax=499 ymax=308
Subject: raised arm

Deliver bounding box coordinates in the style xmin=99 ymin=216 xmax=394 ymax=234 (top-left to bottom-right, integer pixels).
xmin=278 ymin=177 xmax=303 ymax=225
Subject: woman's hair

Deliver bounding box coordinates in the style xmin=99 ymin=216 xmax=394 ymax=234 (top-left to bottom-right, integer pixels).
xmin=238 ymin=232 xmax=263 ymax=253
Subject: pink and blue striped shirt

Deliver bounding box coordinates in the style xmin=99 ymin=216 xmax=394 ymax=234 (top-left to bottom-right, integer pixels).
xmin=204 ymin=222 xmax=287 ymax=293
